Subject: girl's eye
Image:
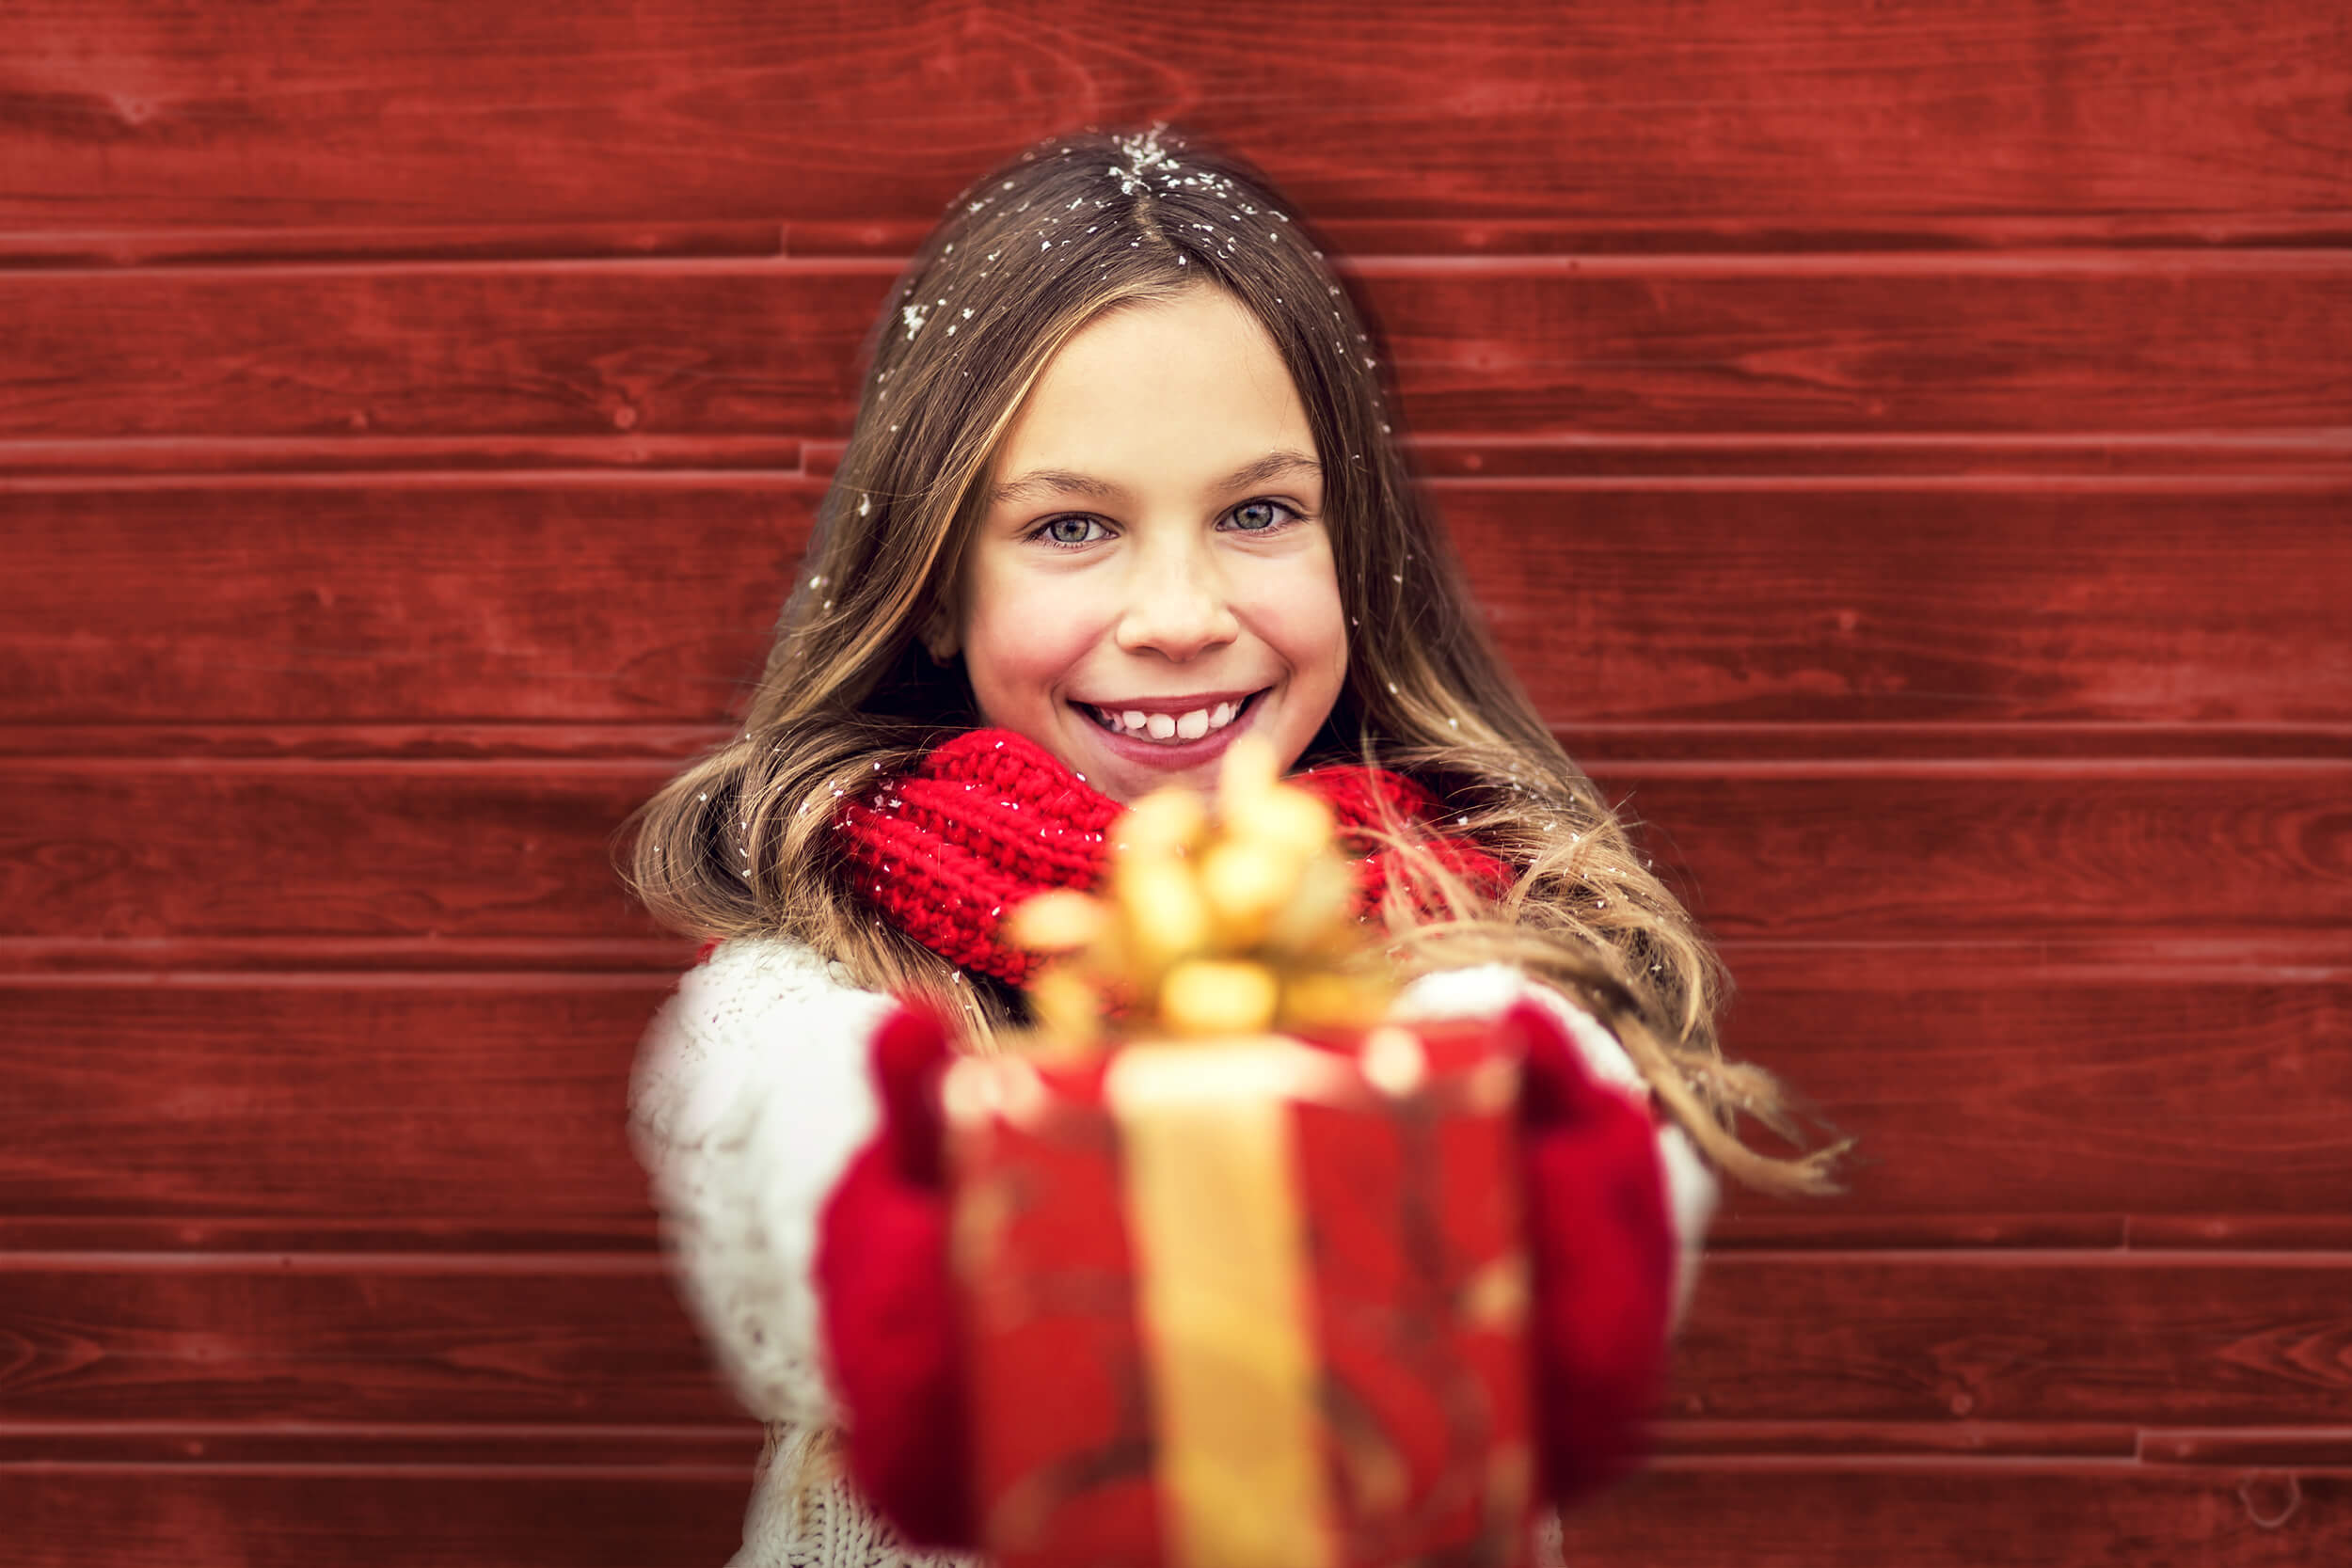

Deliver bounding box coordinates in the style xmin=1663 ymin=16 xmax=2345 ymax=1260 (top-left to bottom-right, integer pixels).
xmin=1035 ymin=515 xmax=1109 ymax=547
xmin=1026 ymin=499 xmax=1304 ymax=550
xmin=1225 ymin=499 xmax=1299 ymax=533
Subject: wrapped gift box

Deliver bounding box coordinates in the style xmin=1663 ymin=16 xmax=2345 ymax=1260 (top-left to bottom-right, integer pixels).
xmin=941 ymin=1014 xmax=1538 ymax=1568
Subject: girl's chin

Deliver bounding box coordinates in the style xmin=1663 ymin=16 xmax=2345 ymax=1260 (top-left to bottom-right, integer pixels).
xmin=1064 ymin=689 xmax=1270 ymax=797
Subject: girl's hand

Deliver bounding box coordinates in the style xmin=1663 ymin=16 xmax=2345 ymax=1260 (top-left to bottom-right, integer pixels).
xmin=1504 ymin=995 xmax=1679 ymax=1507
xmin=814 ymin=1001 xmax=977 ymax=1550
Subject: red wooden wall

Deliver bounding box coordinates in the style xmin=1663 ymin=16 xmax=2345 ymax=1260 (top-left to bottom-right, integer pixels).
xmin=3 ymin=3 xmax=2347 ymax=1562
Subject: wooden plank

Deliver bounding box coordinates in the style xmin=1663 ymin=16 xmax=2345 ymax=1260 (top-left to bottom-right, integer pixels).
xmin=4 ymin=964 xmax=2345 ymax=1239
xmin=0 ymin=760 xmax=672 ymax=941
xmin=2142 ymin=1430 xmax=2352 ymax=1466
xmin=1 ymin=1251 xmax=2345 ymax=1429
xmin=1553 ymin=1465 xmax=2349 ymax=1566
xmin=0 ymin=483 xmax=810 ymax=725
xmin=0 ymin=1253 xmax=740 ymax=1424
xmin=1597 ymin=762 xmax=2352 ymax=942
xmin=0 ymin=267 xmax=884 ymax=443
xmin=1650 ymin=1419 xmax=2136 ymax=1459
xmin=0 ymin=980 xmax=671 ymax=1229
xmin=3 ymin=0 xmax=2345 ymax=235
xmin=1705 ymin=960 xmax=2352 ymax=1229
xmin=3 ymin=261 xmax=2346 ymax=445
xmin=0 ymin=1468 xmax=747 ymax=1567
xmin=1667 ymin=1253 xmax=2352 ymax=1426
xmin=5 ymin=760 xmax=2343 ymax=942
xmin=1447 ymin=482 xmax=2352 ymax=727
xmin=0 ymin=1416 xmax=2159 ymax=1465
xmin=0 ymin=1464 xmax=2341 ymax=1568
xmin=2 ymin=481 xmax=2344 ymax=728
xmin=0 ymin=1421 xmax=759 ymax=1466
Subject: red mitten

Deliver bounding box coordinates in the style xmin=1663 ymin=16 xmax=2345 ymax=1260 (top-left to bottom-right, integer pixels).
xmin=814 ymin=1002 xmax=977 ymax=1548
xmin=1506 ymin=997 xmax=1678 ymax=1507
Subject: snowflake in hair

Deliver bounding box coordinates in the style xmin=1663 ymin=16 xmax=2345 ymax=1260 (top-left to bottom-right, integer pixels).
xmin=1108 ymin=121 xmax=1177 ymax=197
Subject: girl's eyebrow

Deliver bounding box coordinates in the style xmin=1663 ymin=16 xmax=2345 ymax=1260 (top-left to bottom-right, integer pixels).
xmin=986 ymin=451 xmax=1322 ymax=511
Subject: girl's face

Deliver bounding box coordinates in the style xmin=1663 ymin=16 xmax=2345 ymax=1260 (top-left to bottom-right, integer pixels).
xmin=934 ymin=285 xmax=1348 ymax=804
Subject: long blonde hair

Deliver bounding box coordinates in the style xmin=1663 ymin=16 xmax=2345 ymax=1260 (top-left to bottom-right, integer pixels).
xmin=622 ymin=125 xmax=1850 ymax=1199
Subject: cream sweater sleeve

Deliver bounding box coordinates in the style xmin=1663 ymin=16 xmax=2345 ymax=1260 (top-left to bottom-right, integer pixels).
xmin=626 ymin=934 xmax=898 ymax=1430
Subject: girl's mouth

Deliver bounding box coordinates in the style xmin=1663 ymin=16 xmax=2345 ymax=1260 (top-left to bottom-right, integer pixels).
xmin=1070 ymin=689 xmax=1267 ymax=763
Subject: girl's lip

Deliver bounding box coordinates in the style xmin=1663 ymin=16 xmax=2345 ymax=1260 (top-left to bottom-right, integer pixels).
xmin=1072 ymin=689 xmax=1267 ymax=770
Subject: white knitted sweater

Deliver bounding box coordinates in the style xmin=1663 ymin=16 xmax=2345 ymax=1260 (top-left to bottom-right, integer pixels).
xmin=627 ymin=935 xmax=1719 ymax=1568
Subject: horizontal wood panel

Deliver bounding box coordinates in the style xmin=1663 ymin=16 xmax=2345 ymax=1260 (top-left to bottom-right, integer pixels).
xmin=1613 ymin=765 xmax=2352 ymax=941
xmin=5 ymin=262 xmax=2346 ymax=443
xmin=1710 ymin=963 xmax=2352 ymax=1226
xmin=14 ymin=1416 xmax=2251 ymax=1465
xmin=4 ymin=482 xmax=2344 ymax=728
xmin=0 ymin=484 xmax=805 ymax=726
xmin=0 ymin=1255 xmax=739 ymax=1424
xmin=0 ymin=981 xmax=667 ymax=1227
xmin=0 ymin=1422 xmax=759 ymax=1467
xmin=0 ymin=268 xmax=880 ymax=441
xmin=1454 ymin=483 xmax=2352 ymax=726
xmin=1 ymin=1252 xmax=2344 ymax=1430
xmin=0 ymin=1467 xmax=747 ymax=1567
xmin=1555 ymin=1465 xmax=2348 ymax=1566
xmin=6 ymin=762 xmax=2342 ymax=942
xmin=1670 ymin=1254 xmax=2352 ymax=1426
xmin=0 ymin=1465 xmax=2340 ymax=1568
xmin=3 ymin=965 xmax=2344 ymax=1235
xmin=0 ymin=763 xmax=669 ymax=942
xmin=4 ymin=0 xmax=2344 ymax=234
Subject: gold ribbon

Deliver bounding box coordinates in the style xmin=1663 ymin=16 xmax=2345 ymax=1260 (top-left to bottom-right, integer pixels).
xmin=1105 ymin=1041 xmax=1353 ymax=1568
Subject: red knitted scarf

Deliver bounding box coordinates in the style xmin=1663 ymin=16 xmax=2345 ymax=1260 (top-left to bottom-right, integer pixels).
xmin=834 ymin=727 xmax=1512 ymax=985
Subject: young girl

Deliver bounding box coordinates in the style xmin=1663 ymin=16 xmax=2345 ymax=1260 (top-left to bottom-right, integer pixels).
xmin=625 ymin=123 xmax=1847 ymax=1567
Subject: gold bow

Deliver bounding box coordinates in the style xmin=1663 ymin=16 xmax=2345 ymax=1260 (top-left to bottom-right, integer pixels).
xmin=1004 ymin=733 xmax=1396 ymax=1048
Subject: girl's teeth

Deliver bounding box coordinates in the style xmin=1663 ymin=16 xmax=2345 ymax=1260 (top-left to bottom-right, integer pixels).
xmin=1089 ymin=697 xmax=1253 ymax=742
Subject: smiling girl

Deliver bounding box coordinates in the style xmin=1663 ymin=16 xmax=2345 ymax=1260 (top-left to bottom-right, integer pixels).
xmin=625 ymin=124 xmax=1846 ymax=1568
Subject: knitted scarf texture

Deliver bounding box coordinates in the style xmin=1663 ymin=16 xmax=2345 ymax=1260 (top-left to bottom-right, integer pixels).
xmin=834 ymin=726 xmax=1511 ymax=984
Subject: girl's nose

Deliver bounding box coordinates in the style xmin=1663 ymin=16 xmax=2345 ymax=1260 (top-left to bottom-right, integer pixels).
xmin=1113 ymin=547 xmax=1241 ymax=662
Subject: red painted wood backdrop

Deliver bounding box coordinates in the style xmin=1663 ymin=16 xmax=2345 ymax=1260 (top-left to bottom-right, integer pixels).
xmin=3 ymin=3 xmax=2347 ymax=1562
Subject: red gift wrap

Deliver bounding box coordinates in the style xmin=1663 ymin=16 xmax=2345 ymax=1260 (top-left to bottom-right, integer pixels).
xmin=940 ymin=1014 xmax=1541 ymax=1568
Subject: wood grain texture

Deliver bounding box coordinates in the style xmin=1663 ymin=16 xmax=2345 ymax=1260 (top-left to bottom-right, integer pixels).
xmin=1551 ymin=1465 xmax=2348 ymax=1566
xmin=1706 ymin=959 xmax=2352 ymax=1227
xmin=4 ymin=261 xmax=2345 ymax=444
xmin=1 ymin=1251 xmax=2344 ymax=1430
xmin=0 ymin=1421 xmax=759 ymax=1467
xmin=0 ymin=1465 xmax=2340 ymax=1568
xmin=3 ymin=0 xmax=2345 ymax=236
xmin=0 ymin=1254 xmax=739 ymax=1424
xmin=0 ymin=483 xmax=808 ymax=726
xmin=0 ymin=980 xmax=669 ymax=1229
xmin=8 ymin=760 xmax=2343 ymax=942
xmin=3 ymin=965 xmax=2344 ymax=1239
xmin=4 ymin=481 xmax=2344 ymax=728
xmin=0 ymin=1250 xmax=2343 ymax=1448
xmin=1669 ymin=1253 xmax=2352 ymax=1426
xmin=0 ymin=1467 xmax=748 ymax=1567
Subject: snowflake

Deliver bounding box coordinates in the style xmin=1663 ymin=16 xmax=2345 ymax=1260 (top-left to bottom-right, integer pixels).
xmin=1108 ymin=121 xmax=1177 ymax=197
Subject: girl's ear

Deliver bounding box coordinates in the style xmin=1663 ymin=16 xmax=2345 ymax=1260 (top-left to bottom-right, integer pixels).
xmin=918 ymin=602 xmax=961 ymax=662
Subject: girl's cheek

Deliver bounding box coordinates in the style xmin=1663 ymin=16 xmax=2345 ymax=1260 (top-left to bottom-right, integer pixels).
xmin=973 ymin=574 xmax=1106 ymax=678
